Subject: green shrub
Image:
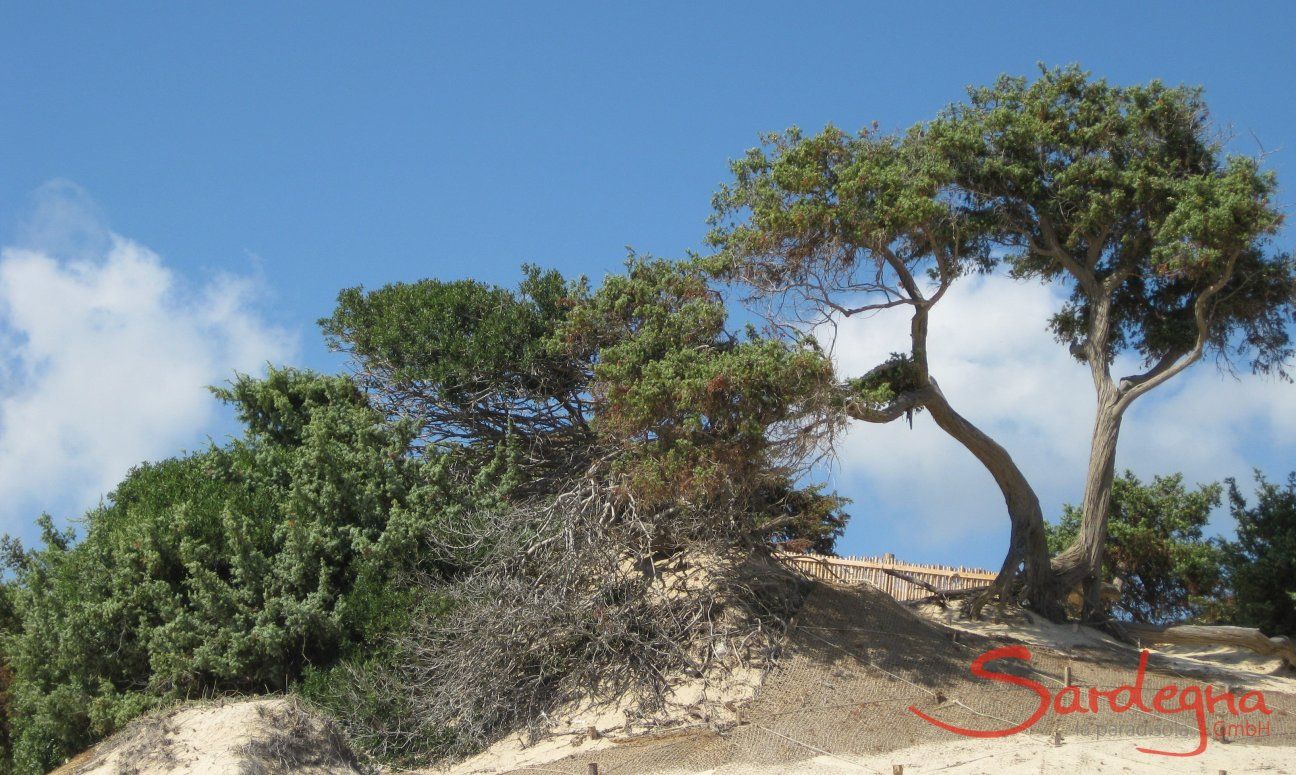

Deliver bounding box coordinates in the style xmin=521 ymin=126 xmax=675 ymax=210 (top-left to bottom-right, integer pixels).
xmin=1224 ymin=471 xmax=1296 ymax=638
xmin=0 ymin=368 xmax=455 ymax=774
xmin=1047 ymin=471 xmax=1226 ymax=623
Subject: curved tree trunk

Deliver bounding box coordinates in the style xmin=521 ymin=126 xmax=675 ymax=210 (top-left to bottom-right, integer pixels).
xmin=846 ymin=293 xmax=1058 ymax=617
xmin=923 ymin=388 xmax=1058 ymax=617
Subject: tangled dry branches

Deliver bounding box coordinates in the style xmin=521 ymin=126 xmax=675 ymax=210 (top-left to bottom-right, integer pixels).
xmin=323 ymin=477 xmax=809 ymax=764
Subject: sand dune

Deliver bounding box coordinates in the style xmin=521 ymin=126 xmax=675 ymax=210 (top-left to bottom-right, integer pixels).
xmin=55 ymin=580 xmax=1296 ymax=775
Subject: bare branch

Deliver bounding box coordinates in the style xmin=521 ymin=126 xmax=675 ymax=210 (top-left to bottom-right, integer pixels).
xmin=1115 ymin=249 xmax=1243 ymax=412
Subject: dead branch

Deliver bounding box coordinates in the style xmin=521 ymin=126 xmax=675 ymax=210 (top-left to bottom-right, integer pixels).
xmin=1120 ymin=623 xmax=1296 ymax=670
xmin=323 ymin=475 xmax=810 ymax=765
xmin=902 ymin=584 xmax=994 ymax=608
xmin=880 ymin=567 xmax=951 ymax=606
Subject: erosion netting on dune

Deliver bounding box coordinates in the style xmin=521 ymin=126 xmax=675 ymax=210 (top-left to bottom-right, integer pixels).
xmin=464 ymin=580 xmax=1296 ymax=775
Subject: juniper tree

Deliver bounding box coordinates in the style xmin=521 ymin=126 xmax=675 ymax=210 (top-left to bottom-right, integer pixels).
xmin=320 ymin=266 xmax=595 ymax=490
xmin=0 ymin=369 xmax=456 ymax=773
xmin=1225 ymin=471 xmax=1296 ymax=638
xmin=711 ymin=66 xmax=1295 ymax=618
xmin=927 ymin=66 xmax=1296 ymax=614
xmin=314 ymin=259 xmax=847 ymax=761
xmin=324 ymin=260 xmax=848 ymax=551
xmin=1048 ymin=471 xmax=1225 ymax=624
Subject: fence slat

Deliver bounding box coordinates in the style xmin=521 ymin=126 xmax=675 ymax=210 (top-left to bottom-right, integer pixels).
xmin=775 ymin=552 xmax=995 ymax=602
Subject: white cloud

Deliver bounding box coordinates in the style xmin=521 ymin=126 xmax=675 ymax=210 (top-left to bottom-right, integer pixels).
xmin=828 ymin=273 xmax=1296 ymax=555
xmin=0 ymin=183 xmax=297 ymax=536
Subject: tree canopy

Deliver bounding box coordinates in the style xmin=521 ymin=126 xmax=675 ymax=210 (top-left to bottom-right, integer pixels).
xmin=708 ymin=64 xmax=1296 ymax=615
xmin=324 ymin=258 xmax=848 ymax=551
xmin=319 ymin=266 xmax=593 ymax=489
xmin=927 ymin=67 xmax=1292 ymax=381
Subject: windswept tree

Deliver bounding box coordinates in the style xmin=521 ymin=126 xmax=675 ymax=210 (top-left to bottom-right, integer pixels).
xmin=318 ymin=259 xmax=847 ymax=758
xmin=320 ymin=266 xmax=595 ymax=490
xmin=927 ymin=66 xmax=1296 ymax=613
xmin=708 ymin=125 xmax=1056 ymax=612
xmin=323 ymin=259 xmax=848 ymax=552
xmin=710 ymin=65 xmax=1296 ymax=618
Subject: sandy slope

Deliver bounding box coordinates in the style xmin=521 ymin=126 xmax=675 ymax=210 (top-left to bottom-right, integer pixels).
xmin=52 ymin=581 xmax=1296 ymax=775
xmin=51 ymin=698 xmax=366 ymax=775
xmin=912 ymin=601 xmax=1296 ymax=693
xmin=690 ymin=736 xmax=1296 ymax=774
xmin=446 ymin=582 xmax=1296 ymax=775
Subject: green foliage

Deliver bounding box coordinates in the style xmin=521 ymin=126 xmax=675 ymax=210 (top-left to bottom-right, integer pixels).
xmin=321 ymin=265 xmax=579 ymax=399
xmin=706 ymin=122 xmax=994 ymax=347
xmin=708 ymin=124 xmax=988 ymax=276
xmin=925 ymin=64 xmax=1295 ymax=376
xmin=1223 ymin=471 xmax=1296 ymax=638
xmin=328 ymin=259 xmax=849 ymax=552
xmin=1047 ymin=471 xmax=1225 ymax=623
xmin=319 ymin=266 xmax=593 ymax=487
xmin=0 ymin=368 xmax=456 ymax=774
xmin=555 ymin=256 xmax=847 ymax=548
xmin=846 ymin=354 xmax=924 ymax=412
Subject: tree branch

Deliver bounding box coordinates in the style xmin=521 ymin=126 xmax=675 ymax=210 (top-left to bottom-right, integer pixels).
xmin=844 ymin=385 xmax=936 ymax=424
xmin=878 ymin=246 xmax=927 ymax=304
xmin=1038 ymin=214 xmax=1098 ymax=295
xmin=1115 ymin=249 xmax=1243 ymax=413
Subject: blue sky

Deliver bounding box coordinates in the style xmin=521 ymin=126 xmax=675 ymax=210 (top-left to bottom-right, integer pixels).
xmin=2 ymin=2 xmax=1294 ymax=568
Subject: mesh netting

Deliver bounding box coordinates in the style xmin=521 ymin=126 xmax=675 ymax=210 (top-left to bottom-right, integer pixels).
xmin=479 ymin=581 xmax=1296 ymax=774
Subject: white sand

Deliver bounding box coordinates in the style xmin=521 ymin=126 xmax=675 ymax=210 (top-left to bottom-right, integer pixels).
xmin=444 ymin=665 xmax=764 ymax=775
xmin=697 ymin=735 xmax=1296 ymax=774
xmin=913 ymin=602 xmax=1296 ymax=694
xmin=56 ymin=697 xmax=363 ymax=775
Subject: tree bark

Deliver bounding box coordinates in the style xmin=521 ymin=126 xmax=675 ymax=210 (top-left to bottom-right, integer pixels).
xmin=1040 ymin=246 xmax=1240 ymax=620
xmin=1052 ymin=388 xmax=1124 ymax=617
xmin=1121 ymin=623 xmax=1296 ymax=670
xmin=922 ymin=388 xmax=1058 ymax=616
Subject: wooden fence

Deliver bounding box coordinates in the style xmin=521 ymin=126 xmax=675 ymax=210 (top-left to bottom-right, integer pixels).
xmin=776 ymin=552 xmax=997 ymax=602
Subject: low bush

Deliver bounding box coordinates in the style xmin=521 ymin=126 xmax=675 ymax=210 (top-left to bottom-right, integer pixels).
xmin=0 ymin=368 xmax=459 ymax=773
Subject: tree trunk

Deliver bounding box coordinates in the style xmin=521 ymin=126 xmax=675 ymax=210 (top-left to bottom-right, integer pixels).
xmin=923 ymin=388 xmax=1058 ymax=616
xmin=847 ymin=301 xmax=1057 ymax=616
xmin=1052 ymin=388 xmax=1123 ymax=617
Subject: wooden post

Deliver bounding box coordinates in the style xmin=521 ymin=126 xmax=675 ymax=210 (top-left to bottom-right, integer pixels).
xmin=588 ymin=764 xmax=599 ymax=775
xmin=892 ymin=766 xmax=904 ymax=775
xmin=1063 ymin=664 xmax=1072 ymax=686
